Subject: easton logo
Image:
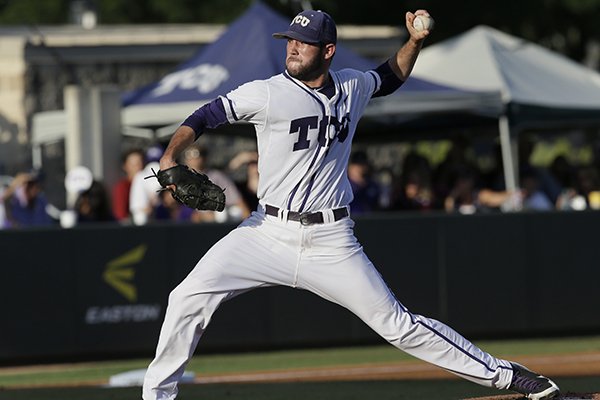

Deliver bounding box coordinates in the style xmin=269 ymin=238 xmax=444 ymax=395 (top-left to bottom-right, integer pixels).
xmin=103 ymin=244 xmax=147 ymax=302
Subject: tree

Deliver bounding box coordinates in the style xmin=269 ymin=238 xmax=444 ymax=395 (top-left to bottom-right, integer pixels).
xmin=312 ymin=0 xmax=600 ymax=67
xmin=0 ymin=0 xmax=70 ymax=24
xmin=0 ymin=0 xmax=598 ymax=67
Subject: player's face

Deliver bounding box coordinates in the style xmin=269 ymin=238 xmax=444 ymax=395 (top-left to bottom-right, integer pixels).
xmin=285 ymin=39 xmax=332 ymax=83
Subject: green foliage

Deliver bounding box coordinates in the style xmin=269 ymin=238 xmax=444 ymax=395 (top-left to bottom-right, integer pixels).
xmin=0 ymin=0 xmax=598 ymax=64
xmin=0 ymin=0 xmax=70 ymax=24
xmin=97 ymin=0 xmax=255 ymax=24
xmin=563 ymin=0 xmax=600 ymax=12
xmin=311 ymin=0 xmax=600 ymax=63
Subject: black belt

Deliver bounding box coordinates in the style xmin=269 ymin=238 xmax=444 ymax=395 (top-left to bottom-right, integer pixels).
xmin=265 ymin=204 xmax=349 ymax=226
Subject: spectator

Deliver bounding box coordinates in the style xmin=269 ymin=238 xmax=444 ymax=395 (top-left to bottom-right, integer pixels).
xmin=74 ymin=180 xmax=115 ymax=223
xmin=443 ymin=167 xmax=519 ymax=214
xmin=112 ymin=148 xmax=144 ymax=223
xmin=548 ymin=155 xmax=574 ymax=192
xmin=556 ymin=166 xmax=600 ymax=211
xmin=391 ymin=150 xmax=434 ymax=211
xmin=518 ymin=137 xmax=562 ymax=204
xmin=2 ymin=170 xmax=54 ymax=228
xmin=575 ymin=166 xmax=600 ymax=206
xmin=228 ymin=151 xmax=259 ymax=213
xmin=0 ymin=176 xmax=9 ymax=229
xmin=182 ymin=144 xmax=250 ymax=222
xmin=241 ymin=160 xmax=260 ymax=212
xmin=375 ymin=167 xmax=395 ymax=210
xmin=432 ymin=137 xmax=478 ymax=202
xmin=347 ymin=150 xmax=380 ymax=215
xmin=130 ymin=144 xmax=164 ymax=225
xmin=154 ymin=190 xmax=194 ymax=222
xmin=520 ymin=168 xmax=554 ymax=211
xmin=391 ymin=171 xmax=434 ymax=211
xmin=402 ymin=151 xmax=432 ymax=179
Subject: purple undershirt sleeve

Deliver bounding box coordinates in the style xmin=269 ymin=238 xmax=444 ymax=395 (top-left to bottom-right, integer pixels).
xmin=372 ymin=60 xmax=404 ymax=98
xmin=181 ymin=98 xmax=229 ymax=140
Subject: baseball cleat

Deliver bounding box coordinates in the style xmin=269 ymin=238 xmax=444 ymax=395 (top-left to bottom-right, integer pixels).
xmin=508 ymin=362 xmax=560 ymax=399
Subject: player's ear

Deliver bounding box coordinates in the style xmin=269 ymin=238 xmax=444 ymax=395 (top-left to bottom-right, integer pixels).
xmin=324 ymin=43 xmax=336 ymax=60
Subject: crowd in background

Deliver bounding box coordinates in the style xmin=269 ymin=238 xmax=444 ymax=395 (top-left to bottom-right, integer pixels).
xmin=1 ymin=137 xmax=600 ymax=229
xmin=354 ymin=138 xmax=600 ymax=215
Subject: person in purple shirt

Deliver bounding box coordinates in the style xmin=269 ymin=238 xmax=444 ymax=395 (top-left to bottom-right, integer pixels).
xmin=347 ymin=150 xmax=380 ymax=214
xmin=3 ymin=171 xmax=53 ymax=228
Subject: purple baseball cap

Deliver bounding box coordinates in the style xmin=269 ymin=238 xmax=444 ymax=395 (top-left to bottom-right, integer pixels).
xmin=273 ymin=9 xmax=337 ymax=45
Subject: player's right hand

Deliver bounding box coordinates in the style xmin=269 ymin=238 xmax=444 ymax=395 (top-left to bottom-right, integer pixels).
xmin=405 ymin=10 xmax=431 ymax=41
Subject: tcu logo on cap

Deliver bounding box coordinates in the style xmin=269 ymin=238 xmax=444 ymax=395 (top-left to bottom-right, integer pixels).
xmin=292 ymin=15 xmax=311 ymax=27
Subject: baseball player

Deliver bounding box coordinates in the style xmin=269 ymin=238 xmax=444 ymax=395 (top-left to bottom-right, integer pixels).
xmin=143 ymin=9 xmax=560 ymax=400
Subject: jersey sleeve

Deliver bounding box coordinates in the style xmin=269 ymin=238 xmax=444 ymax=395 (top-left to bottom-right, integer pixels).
xmin=338 ymin=69 xmax=382 ymax=114
xmin=220 ymin=80 xmax=269 ymax=130
xmin=181 ymin=98 xmax=229 ymax=140
xmin=362 ymin=69 xmax=382 ymax=99
xmin=350 ymin=60 xmax=404 ymax=101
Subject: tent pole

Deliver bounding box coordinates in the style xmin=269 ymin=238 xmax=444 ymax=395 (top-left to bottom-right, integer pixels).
xmin=32 ymin=144 xmax=43 ymax=170
xmin=499 ymin=114 xmax=517 ymax=192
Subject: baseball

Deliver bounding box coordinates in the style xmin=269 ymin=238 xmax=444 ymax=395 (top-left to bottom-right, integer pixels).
xmin=413 ymin=15 xmax=434 ymax=32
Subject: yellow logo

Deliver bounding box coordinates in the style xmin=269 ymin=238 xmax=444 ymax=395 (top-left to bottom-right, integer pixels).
xmin=103 ymin=244 xmax=147 ymax=302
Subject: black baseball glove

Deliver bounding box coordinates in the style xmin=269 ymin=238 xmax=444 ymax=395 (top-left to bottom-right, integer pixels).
xmin=148 ymin=165 xmax=226 ymax=211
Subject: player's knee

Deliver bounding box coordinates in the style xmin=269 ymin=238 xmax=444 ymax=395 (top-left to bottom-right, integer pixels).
xmin=365 ymin=304 xmax=417 ymax=345
xmin=167 ymin=285 xmax=190 ymax=306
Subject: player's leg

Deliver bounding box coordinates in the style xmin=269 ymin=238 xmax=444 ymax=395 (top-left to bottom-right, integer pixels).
xmin=143 ymin=214 xmax=298 ymax=400
xmin=297 ymin=219 xmax=513 ymax=389
xmin=143 ymin=286 xmax=249 ymax=400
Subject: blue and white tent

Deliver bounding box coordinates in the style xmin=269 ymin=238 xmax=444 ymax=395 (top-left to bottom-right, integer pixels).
xmin=122 ymin=2 xmax=378 ymax=107
xmin=32 ymin=3 xmax=501 ymax=145
xmin=121 ymin=2 xmax=501 ymax=134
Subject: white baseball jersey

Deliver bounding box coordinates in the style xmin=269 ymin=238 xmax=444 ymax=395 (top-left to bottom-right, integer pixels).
xmin=220 ymin=69 xmax=380 ymax=212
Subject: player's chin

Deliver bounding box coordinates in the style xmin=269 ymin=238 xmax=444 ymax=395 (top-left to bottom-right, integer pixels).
xmin=287 ymin=68 xmax=305 ymax=80
xmin=286 ymin=60 xmax=302 ymax=73
xmin=288 ymin=64 xmax=318 ymax=79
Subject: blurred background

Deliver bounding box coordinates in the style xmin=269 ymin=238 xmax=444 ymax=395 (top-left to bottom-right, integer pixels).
xmin=1 ymin=0 xmax=599 ymax=216
xmin=1 ymin=0 xmax=600 ymax=365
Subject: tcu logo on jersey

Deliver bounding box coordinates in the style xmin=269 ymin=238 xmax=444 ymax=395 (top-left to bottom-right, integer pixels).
xmin=291 ymin=15 xmax=311 ymax=27
xmin=289 ymin=114 xmax=350 ymax=151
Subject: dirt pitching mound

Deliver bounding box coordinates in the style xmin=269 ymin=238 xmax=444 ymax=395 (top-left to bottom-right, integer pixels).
xmin=464 ymin=392 xmax=600 ymax=400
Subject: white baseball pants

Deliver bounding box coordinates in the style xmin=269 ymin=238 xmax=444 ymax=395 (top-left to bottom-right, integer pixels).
xmin=142 ymin=210 xmax=513 ymax=400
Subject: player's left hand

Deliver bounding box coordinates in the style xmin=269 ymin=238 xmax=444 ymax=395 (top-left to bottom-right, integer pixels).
xmin=150 ymin=165 xmax=227 ymax=212
xmin=405 ymin=10 xmax=432 ymax=41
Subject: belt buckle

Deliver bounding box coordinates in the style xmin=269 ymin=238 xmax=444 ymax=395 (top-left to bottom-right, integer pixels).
xmin=299 ymin=213 xmax=312 ymax=226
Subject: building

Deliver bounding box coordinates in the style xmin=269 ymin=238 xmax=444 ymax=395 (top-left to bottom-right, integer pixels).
xmin=0 ymin=22 xmax=402 ymax=175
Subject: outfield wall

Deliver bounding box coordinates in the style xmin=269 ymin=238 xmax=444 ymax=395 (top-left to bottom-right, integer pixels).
xmin=1 ymin=211 xmax=599 ymax=363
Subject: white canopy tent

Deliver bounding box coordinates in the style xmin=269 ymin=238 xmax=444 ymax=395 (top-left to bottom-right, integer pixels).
xmin=36 ymin=24 xmax=600 ymax=195
xmin=32 ymin=89 xmax=502 ymax=146
xmin=31 ymin=3 xmax=503 ymax=160
xmin=411 ymin=25 xmax=600 ymax=190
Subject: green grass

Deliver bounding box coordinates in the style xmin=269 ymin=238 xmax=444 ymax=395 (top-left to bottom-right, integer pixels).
xmin=1 ymin=377 xmax=599 ymax=400
xmin=1 ymin=335 xmax=600 ymax=388
xmin=475 ymin=335 xmax=600 ymax=356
